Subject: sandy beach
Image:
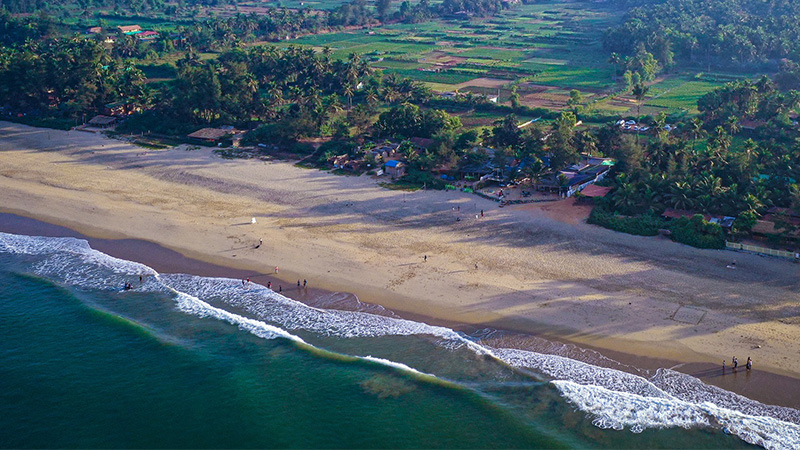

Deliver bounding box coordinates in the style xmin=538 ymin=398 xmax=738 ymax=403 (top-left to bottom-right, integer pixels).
xmin=1 ymin=121 xmax=799 ymax=408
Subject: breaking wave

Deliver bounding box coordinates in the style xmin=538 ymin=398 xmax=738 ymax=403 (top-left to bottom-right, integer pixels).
xmin=2 ymin=231 xmax=798 ymax=449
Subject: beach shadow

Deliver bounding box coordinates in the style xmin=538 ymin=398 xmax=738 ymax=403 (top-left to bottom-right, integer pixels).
xmin=230 ymin=222 xmax=254 ymax=226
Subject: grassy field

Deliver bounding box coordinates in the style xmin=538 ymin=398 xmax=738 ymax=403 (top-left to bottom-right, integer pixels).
xmin=282 ymin=0 xmax=625 ymax=100
xmin=90 ymin=0 xmax=736 ymax=125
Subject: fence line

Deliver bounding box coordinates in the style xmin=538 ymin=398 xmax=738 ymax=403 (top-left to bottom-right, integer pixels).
xmin=725 ymin=241 xmax=799 ymax=260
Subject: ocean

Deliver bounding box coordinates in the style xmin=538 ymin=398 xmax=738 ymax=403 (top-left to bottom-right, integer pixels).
xmin=0 ymin=231 xmax=797 ymax=449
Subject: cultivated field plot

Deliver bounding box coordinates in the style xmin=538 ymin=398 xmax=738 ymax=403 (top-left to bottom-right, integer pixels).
xmin=281 ymin=1 xmax=624 ymax=110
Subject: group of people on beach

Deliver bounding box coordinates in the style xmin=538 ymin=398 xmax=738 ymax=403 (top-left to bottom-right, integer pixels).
xmin=722 ymin=356 xmax=753 ymax=373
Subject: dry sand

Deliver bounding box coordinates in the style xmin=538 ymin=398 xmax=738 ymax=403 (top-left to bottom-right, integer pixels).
xmin=1 ymin=122 xmax=799 ymax=406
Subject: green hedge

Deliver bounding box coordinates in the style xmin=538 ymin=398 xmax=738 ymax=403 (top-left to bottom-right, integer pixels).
xmin=587 ymin=208 xmax=665 ymax=236
xmin=669 ymin=215 xmax=725 ymax=249
xmin=589 ymin=208 xmax=726 ymax=249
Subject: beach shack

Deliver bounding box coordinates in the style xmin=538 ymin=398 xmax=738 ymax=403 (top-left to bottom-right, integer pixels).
xmin=187 ymin=128 xmax=232 ymax=144
xmin=384 ymin=160 xmax=406 ymax=178
xmin=577 ymin=184 xmax=612 ymax=204
xmin=87 ymin=115 xmax=117 ymax=128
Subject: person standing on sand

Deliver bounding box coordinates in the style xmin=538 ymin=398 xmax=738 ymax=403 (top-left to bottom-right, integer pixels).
xmin=279 ymin=285 xmax=282 ymax=293
xmin=746 ymin=357 xmax=752 ymax=370
xmin=267 ymin=281 xmax=272 ymax=290
xmin=733 ymin=356 xmax=738 ymax=371
xmin=480 ymin=210 xmax=484 ymax=217
xmin=722 ymin=360 xmax=726 ymax=373
xmin=303 ymin=279 xmax=307 ymax=288
xmin=275 ymin=266 xmax=279 ymax=273
xmin=297 ymin=280 xmax=301 ymax=288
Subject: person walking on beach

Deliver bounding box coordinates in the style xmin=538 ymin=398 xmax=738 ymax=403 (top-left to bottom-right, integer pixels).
xmin=278 ymin=285 xmax=282 ymax=293
xmin=722 ymin=360 xmax=726 ymax=373
xmin=267 ymin=281 xmax=272 ymax=290
xmin=303 ymin=279 xmax=307 ymax=288
xmin=275 ymin=266 xmax=279 ymax=274
xmin=297 ymin=280 xmax=301 ymax=288
xmin=732 ymin=356 xmax=738 ymax=371
xmin=424 ymin=255 xmax=427 ymax=262
xmin=746 ymin=357 xmax=752 ymax=370
xmin=480 ymin=209 xmax=484 ymax=217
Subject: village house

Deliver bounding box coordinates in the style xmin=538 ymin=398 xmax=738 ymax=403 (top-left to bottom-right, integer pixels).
xmin=384 ymin=160 xmax=406 ymax=178
xmin=118 ymin=25 xmax=142 ymax=34
xmin=104 ymin=101 xmax=137 ymax=117
xmin=409 ymin=137 xmax=434 ymax=151
xmin=86 ymin=26 xmax=102 ymax=34
xmin=136 ymin=31 xmax=159 ymax=41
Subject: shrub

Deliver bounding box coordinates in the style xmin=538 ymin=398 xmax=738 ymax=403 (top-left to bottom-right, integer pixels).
xmin=588 ymin=207 xmax=666 ymax=236
xmin=669 ymin=215 xmax=725 ymax=249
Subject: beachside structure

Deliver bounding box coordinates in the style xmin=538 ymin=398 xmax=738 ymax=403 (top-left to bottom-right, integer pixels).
xmin=577 ymin=184 xmax=612 ymax=203
xmin=751 ymin=207 xmax=800 ymax=240
xmin=87 ymin=115 xmax=117 ymax=128
xmin=187 ymin=127 xmax=235 ymax=143
xmin=530 ymin=162 xmax=612 ymax=198
xmin=384 ymin=160 xmax=406 ymax=178
xmin=661 ymin=209 xmax=736 ymax=228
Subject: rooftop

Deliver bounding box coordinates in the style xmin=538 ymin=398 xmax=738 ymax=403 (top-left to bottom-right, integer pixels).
xmin=187 ymin=128 xmax=232 ymax=140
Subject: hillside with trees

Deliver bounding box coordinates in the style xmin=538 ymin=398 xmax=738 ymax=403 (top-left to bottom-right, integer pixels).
xmin=604 ymin=0 xmax=800 ymax=72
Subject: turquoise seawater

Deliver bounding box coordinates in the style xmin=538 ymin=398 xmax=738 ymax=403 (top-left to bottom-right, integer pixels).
xmin=0 ymin=232 xmax=795 ymax=449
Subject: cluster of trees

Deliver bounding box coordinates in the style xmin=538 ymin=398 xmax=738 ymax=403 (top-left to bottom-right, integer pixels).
xmin=604 ymin=0 xmax=800 ymax=71
xmin=162 ymin=46 xmax=371 ymax=127
xmin=0 ymin=37 xmax=149 ymax=115
xmin=0 ymin=8 xmax=57 ymax=45
xmin=374 ymin=103 xmax=461 ymax=138
xmin=599 ymin=77 xmax=800 ymax=229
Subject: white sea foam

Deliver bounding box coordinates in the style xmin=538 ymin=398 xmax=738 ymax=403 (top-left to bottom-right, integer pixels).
xmin=362 ymin=355 xmax=430 ymax=376
xmin=171 ymin=290 xmax=306 ymax=344
xmin=492 ymin=347 xmax=670 ymax=398
xmin=4 ymin=231 xmax=800 ymax=448
xmin=554 ymin=380 xmax=800 ymax=449
xmin=159 ymin=274 xmax=480 ymax=348
xmin=0 ymin=232 xmax=156 ymax=290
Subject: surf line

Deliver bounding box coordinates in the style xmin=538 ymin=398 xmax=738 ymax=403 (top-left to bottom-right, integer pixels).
xmin=160 ymin=278 xmax=448 ymax=383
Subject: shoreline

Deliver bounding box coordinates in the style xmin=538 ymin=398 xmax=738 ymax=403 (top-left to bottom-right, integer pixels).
xmin=1 ymin=121 xmax=799 ymax=412
xmin=3 ymin=214 xmax=798 ymax=412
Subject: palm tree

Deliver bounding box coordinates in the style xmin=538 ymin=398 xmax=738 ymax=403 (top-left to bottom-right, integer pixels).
xmin=689 ymin=117 xmax=706 ymax=153
xmin=612 ymin=182 xmax=640 ymax=213
xmin=725 ymin=116 xmax=741 ymax=135
xmin=343 ymin=83 xmax=354 ymax=108
xmin=608 ymin=52 xmax=622 ymax=80
xmin=632 ymin=82 xmax=649 ymax=117
xmin=668 ymin=181 xmax=694 ymax=210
